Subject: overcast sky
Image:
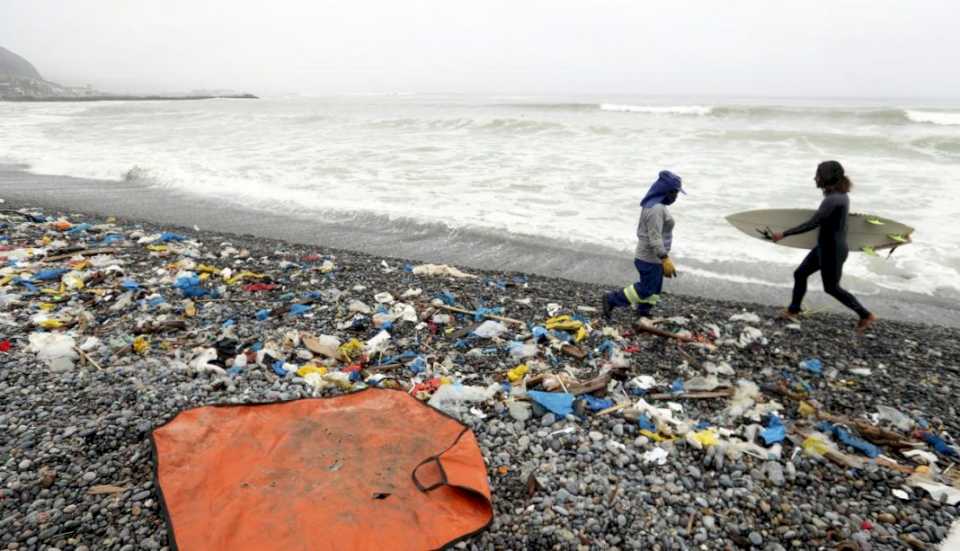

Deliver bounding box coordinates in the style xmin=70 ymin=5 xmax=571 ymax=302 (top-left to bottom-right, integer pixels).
xmin=2 ymin=0 xmax=957 ymax=98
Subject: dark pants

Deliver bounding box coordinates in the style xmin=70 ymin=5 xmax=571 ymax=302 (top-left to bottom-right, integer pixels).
xmin=789 ymin=246 xmax=870 ymax=319
xmin=607 ymin=258 xmax=664 ymax=316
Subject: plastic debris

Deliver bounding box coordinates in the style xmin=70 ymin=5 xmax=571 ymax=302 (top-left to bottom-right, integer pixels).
xmin=427 ymin=383 xmax=500 ymax=418
xmin=801 ymin=358 xmax=823 ymax=375
xmin=28 ymin=333 xmax=77 ymax=371
xmin=905 ymin=475 xmax=960 ymax=506
xmin=526 ymin=390 xmax=574 ymax=417
xmin=642 ymin=447 xmax=669 ymax=465
xmin=411 ymin=264 xmax=477 ymax=279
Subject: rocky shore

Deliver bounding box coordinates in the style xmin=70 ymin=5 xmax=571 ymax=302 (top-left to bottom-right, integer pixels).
xmin=1 ymin=206 xmax=958 ymax=550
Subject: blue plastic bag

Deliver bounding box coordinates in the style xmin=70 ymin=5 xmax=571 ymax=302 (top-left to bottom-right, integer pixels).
xmin=408 ymin=356 xmax=427 ymax=375
xmin=816 ymin=421 xmax=878 ymax=458
xmin=173 ymin=276 xmax=209 ymax=298
xmin=271 ymin=360 xmax=287 ymax=377
xmin=159 ymin=231 xmax=186 ymax=242
xmin=255 ymin=309 xmax=270 ymax=321
xmin=921 ymin=432 xmax=959 ymax=458
xmin=801 ymin=358 xmax=823 ymax=375
xmin=760 ymin=415 xmax=785 ymax=445
xmin=121 ymin=279 xmax=140 ymax=290
xmin=579 ymin=395 xmax=614 ymax=412
xmin=527 ymin=390 xmax=574 ymax=417
xmin=636 ymin=414 xmax=656 ymax=432
xmin=289 ymin=304 xmax=311 ymax=316
xmin=65 ymin=223 xmax=92 ymax=235
xmin=34 ymin=268 xmax=69 ymax=281
xmin=671 ymin=378 xmax=685 ymax=394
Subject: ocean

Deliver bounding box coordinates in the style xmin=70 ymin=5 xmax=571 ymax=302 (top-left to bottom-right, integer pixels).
xmin=1 ymin=95 xmax=958 ymax=308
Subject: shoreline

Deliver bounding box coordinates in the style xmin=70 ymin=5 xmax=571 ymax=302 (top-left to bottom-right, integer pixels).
xmin=0 ymin=203 xmax=958 ymax=548
xmin=1 ymin=164 xmax=957 ymax=329
xmin=0 ymin=94 xmax=258 ymax=102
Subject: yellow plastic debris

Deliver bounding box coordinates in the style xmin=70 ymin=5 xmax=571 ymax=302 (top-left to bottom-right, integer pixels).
xmin=196 ymin=264 xmax=220 ymax=274
xmin=39 ymin=303 xmax=57 ymax=311
xmin=147 ymin=244 xmax=168 ymax=252
xmin=39 ymin=319 xmax=66 ymax=329
xmin=63 ymin=272 xmax=85 ymax=290
xmin=574 ymin=326 xmax=589 ymax=343
xmin=802 ymin=435 xmax=830 ymax=457
xmin=507 ymin=364 xmax=529 ymax=383
xmin=337 ymin=339 xmax=364 ymax=362
xmin=199 ymin=273 xmax=211 ymax=282
xmin=133 ymin=336 xmax=150 ymax=355
xmin=690 ymin=429 xmax=718 ymax=447
xmin=0 ymin=275 xmax=13 ymax=287
xmin=184 ymin=301 xmax=197 ymax=318
xmin=225 ymin=271 xmax=267 ymax=285
xmin=798 ymin=401 xmax=816 ymax=418
xmin=639 ymin=429 xmax=675 ymax=443
xmin=545 ymin=315 xmax=583 ymax=332
xmin=297 ymin=365 xmax=328 ymax=377
xmin=439 ymin=376 xmax=453 ymax=385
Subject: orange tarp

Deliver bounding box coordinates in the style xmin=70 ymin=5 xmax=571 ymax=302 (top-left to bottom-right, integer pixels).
xmin=152 ymin=389 xmax=493 ymax=550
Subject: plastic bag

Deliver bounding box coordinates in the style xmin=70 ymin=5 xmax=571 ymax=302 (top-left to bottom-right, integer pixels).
xmin=428 ymin=383 xmax=500 ymax=418
xmin=472 ymin=320 xmax=507 ymax=339
xmin=527 ymin=390 xmax=575 ymax=417
xmin=28 ymin=333 xmax=77 ymax=371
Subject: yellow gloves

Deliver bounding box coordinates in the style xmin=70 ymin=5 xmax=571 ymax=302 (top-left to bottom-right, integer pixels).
xmin=662 ymin=257 xmax=677 ymax=278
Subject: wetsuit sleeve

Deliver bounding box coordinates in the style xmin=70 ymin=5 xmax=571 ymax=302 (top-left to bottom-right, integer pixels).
xmin=783 ymin=196 xmax=834 ymax=237
xmin=643 ymin=207 xmax=668 ymax=259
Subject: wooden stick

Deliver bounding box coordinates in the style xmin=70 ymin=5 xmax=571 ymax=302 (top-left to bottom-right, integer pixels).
xmin=435 ymin=304 xmax=524 ymax=326
xmin=647 ymin=389 xmax=734 ymax=400
xmin=633 ymin=322 xmax=696 ymax=342
xmin=75 ymin=347 xmax=104 ymax=370
xmin=597 ymin=403 xmax=629 ymax=416
xmin=44 ymin=247 xmax=124 ymax=262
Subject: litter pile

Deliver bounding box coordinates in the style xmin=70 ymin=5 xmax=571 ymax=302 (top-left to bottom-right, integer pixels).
xmin=1 ymin=206 xmax=959 ymax=549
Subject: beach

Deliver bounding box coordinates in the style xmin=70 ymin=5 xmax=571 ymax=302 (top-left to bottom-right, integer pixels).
xmin=1 ymin=199 xmax=958 ymax=550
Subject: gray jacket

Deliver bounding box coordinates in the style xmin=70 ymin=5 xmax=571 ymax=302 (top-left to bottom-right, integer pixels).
xmin=634 ymin=204 xmax=674 ymax=263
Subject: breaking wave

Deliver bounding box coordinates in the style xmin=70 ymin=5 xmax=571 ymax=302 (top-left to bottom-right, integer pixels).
xmin=905 ymin=110 xmax=960 ymax=126
xmin=599 ymin=104 xmax=713 ymax=115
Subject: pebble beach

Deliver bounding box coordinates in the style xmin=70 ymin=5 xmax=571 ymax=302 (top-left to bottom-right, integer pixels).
xmin=1 ymin=204 xmax=959 ymax=550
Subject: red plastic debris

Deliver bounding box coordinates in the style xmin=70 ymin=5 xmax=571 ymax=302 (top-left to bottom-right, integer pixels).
xmin=0 ymin=340 xmax=11 ymax=353
xmin=412 ymin=378 xmax=441 ymax=394
xmin=341 ymin=363 xmax=363 ymax=374
xmin=243 ymin=283 xmax=277 ymax=293
xmin=623 ymin=345 xmax=641 ymax=353
xmin=861 ymin=520 xmax=873 ymax=531
xmin=302 ymin=255 xmax=323 ymax=262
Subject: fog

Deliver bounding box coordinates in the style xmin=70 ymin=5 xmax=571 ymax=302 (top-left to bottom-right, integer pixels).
xmin=2 ymin=0 xmax=958 ymax=98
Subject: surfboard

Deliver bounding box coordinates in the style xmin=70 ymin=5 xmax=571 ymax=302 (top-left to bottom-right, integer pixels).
xmin=725 ymin=209 xmax=914 ymax=253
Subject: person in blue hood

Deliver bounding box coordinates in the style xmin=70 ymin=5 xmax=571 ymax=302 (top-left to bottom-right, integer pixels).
xmin=602 ymin=170 xmax=685 ymax=321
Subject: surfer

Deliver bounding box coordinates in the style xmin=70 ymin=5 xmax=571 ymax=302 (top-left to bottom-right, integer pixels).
xmin=772 ymin=160 xmax=877 ymax=333
xmin=602 ymin=170 xmax=684 ymax=321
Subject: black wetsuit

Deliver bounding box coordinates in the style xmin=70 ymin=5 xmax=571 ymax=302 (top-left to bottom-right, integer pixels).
xmin=783 ymin=192 xmax=871 ymax=319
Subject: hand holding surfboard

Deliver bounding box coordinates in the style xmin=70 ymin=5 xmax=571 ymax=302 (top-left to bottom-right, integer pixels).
xmin=726 ymin=209 xmax=913 ymax=255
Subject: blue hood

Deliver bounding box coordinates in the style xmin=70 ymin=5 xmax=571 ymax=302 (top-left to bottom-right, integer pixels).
xmin=640 ymin=170 xmax=685 ymax=208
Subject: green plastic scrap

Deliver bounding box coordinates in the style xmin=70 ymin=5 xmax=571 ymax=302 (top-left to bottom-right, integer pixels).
xmin=866 ymin=217 xmax=884 ymax=225
xmin=862 ymin=246 xmax=878 ymax=257
xmin=887 ymin=233 xmax=908 ymax=244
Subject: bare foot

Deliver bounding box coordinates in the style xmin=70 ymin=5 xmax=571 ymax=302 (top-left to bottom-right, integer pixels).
xmin=856 ymin=313 xmax=878 ymax=335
